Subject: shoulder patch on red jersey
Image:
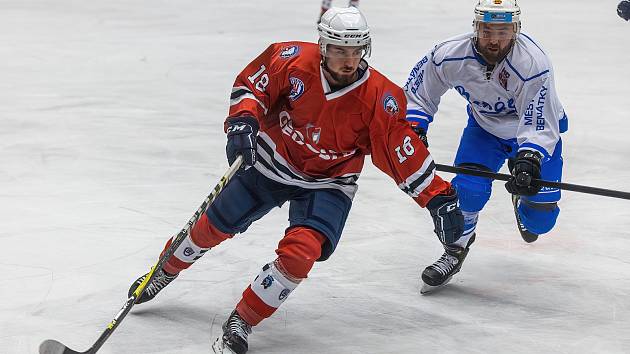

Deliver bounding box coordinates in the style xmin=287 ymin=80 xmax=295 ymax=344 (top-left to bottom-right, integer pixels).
xmin=382 ymin=93 xmax=400 ymax=116
xmin=288 ymin=76 xmax=305 ymax=101
xmin=279 ymin=45 xmax=300 ymax=59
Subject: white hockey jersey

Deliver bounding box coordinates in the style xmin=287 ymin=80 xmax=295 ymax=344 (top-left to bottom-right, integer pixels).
xmin=404 ymin=33 xmax=568 ymax=159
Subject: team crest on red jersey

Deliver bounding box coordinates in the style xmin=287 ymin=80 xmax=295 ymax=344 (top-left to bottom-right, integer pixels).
xmin=289 ymin=77 xmax=305 ymax=101
xmin=383 ymin=94 xmax=399 ymax=116
xmin=499 ymin=68 xmax=510 ymax=91
xmin=280 ymin=45 xmax=300 ymax=59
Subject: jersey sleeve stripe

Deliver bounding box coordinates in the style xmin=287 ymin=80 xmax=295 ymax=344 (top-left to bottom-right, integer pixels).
xmin=230 ymin=86 xmax=268 ymax=114
xmin=397 ymin=156 xmax=436 ymax=198
xmin=230 ymin=87 xmax=253 ymax=100
xmin=406 ymin=116 xmax=431 ymax=123
xmin=407 ymin=109 xmax=433 ymax=120
xmin=433 ymin=56 xmax=479 ymax=67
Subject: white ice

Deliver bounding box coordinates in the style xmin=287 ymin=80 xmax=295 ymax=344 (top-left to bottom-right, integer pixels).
xmin=1 ymin=0 xmax=630 ymax=353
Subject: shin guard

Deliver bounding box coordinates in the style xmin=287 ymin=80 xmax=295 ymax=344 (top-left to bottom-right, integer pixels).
xmin=162 ymin=214 xmax=233 ymax=275
xmin=236 ymin=227 xmax=325 ymax=326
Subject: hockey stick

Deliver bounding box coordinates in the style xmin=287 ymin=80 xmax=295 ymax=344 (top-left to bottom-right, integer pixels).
xmin=39 ymin=156 xmax=244 ymax=354
xmin=435 ymin=163 xmax=630 ymax=200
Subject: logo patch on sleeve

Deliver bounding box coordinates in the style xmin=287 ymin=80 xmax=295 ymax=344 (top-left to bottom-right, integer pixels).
xmin=383 ymin=94 xmax=400 ymax=116
xmin=280 ymin=45 xmax=300 ymax=59
xmin=288 ymin=77 xmax=305 ymax=101
xmin=499 ymin=68 xmax=510 ymax=91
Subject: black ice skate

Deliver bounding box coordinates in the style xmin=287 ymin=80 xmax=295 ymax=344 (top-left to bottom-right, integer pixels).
xmin=421 ymin=234 xmax=475 ymax=294
xmin=512 ymin=194 xmax=539 ymax=243
xmin=128 ymin=268 xmax=178 ymax=304
xmin=212 ymin=310 xmax=253 ymax=354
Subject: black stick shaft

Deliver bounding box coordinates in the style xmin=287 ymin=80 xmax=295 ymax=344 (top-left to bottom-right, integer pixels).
xmin=435 ymin=163 xmax=630 ymax=201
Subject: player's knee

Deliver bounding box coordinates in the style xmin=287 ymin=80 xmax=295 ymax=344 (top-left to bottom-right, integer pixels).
xmin=452 ymin=172 xmax=492 ymax=213
xmin=190 ymin=213 xmax=233 ymax=248
xmin=276 ymin=227 xmax=326 ymax=279
xmin=518 ymin=201 xmax=560 ymax=235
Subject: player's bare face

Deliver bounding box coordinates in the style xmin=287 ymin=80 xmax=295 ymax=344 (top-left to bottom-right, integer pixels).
xmin=476 ymin=23 xmax=516 ymax=65
xmin=323 ymin=45 xmax=364 ymax=87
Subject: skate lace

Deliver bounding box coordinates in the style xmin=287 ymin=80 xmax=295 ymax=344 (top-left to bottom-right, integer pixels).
xmin=430 ymin=252 xmax=459 ymax=276
xmin=144 ymin=271 xmax=176 ymax=296
xmin=227 ymin=313 xmax=252 ymax=340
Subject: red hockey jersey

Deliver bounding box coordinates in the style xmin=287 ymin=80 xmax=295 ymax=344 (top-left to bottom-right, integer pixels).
xmin=227 ymin=42 xmax=450 ymax=207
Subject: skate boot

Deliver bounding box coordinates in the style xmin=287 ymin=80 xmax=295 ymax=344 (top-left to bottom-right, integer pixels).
xmin=212 ymin=310 xmax=253 ymax=354
xmin=512 ymin=194 xmax=539 ymax=243
xmin=128 ymin=268 xmax=178 ymax=304
xmin=421 ymin=233 xmax=475 ymax=294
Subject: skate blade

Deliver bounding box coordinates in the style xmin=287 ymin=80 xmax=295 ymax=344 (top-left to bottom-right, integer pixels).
xmin=212 ymin=337 xmax=237 ymax=354
xmin=420 ymin=276 xmax=452 ymax=295
xmin=520 ymin=231 xmax=539 ymax=243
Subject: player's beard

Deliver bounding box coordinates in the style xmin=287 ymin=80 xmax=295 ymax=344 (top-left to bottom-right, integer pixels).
xmin=478 ymin=40 xmax=513 ymax=65
xmin=323 ymin=62 xmax=358 ymax=87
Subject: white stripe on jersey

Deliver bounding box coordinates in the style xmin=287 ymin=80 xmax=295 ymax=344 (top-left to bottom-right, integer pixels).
xmin=253 ymin=132 xmax=360 ymax=199
xmin=320 ymin=61 xmax=371 ymax=101
xmin=397 ymin=155 xmax=435 ymax=198
xmin=230 ymin=86 xmax=268 ymax=114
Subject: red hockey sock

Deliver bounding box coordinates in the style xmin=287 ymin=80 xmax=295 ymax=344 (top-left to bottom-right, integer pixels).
xmin=162 ymin=214 xmax=234 ymax=275
xmin=235 ymin=227 xmax=326 ymax=326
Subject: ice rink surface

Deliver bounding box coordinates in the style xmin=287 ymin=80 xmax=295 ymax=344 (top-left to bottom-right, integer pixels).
xmin=1 ymin=0 xmax=630 ymax=353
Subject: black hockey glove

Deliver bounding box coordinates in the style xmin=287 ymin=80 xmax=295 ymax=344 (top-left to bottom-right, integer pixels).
xmin=505 ymin=150 xmax=542 ymax=196
xmin=619 ymin=0 xmax=630 ymax=21
xmin=426 ymin=191 xmax=464 ymax=245
xmin=413 ymin=126 xmax=429 ymax=148
xmin=226 ymin=116 xmax=259 ymax=167
xmin=407 ymin=120 xmax=429 ymax=147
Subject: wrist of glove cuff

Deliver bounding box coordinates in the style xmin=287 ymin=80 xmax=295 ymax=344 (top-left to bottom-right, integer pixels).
xmin=411 ymin=126 xmax=429 ymax=148
xmin=427 ymin=191 xmax=464 ymax=245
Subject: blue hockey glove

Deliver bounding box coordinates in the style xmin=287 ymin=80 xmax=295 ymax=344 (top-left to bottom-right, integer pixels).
xmin=426 ymin=191 xmax=464 ymax=245
xmin=226 ymin=116 xmax=259 ymax=167
xmin=505 ymin=150 xmax=542 ymax=196
xmin=619 ymin=1 xmax=630 ymax=21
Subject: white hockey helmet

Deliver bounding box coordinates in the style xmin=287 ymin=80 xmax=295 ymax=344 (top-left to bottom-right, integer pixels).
xmin=317 ymin=6 xmax=371 ymax=58
xmin=473 ymin=0 xmax=521 ymax=39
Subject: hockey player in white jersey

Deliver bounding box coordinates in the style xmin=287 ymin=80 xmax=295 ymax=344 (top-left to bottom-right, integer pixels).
xmin=404 ymin=0 xmax=568 ymax=291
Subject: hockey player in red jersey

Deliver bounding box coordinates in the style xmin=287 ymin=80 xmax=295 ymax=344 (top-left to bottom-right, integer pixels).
xmin=128 ymin=7 xmax=464 ymax=354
